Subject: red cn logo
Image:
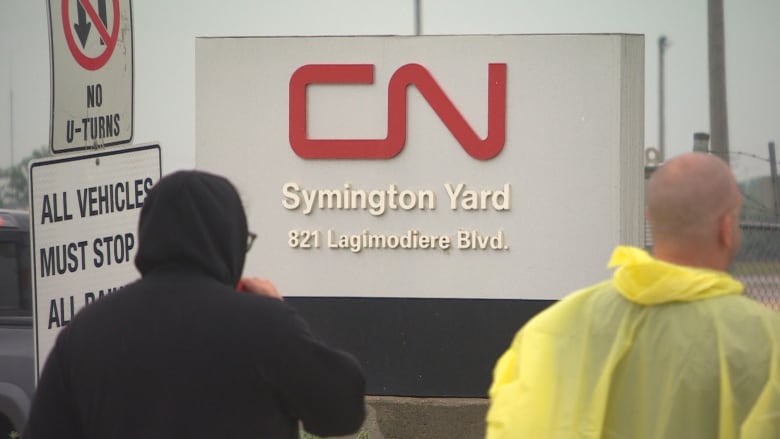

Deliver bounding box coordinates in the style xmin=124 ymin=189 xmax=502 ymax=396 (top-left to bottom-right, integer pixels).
xmin=289 ymin=63 xmax=507 ymax=160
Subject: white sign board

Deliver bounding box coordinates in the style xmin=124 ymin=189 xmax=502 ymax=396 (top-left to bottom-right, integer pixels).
xmin=196 ymin=35 xmax=645 ymax=300
xmin=29 ymin=144 xmax=160 ymax=377
xmin=47 ymin=0 xmax=134 ymax=153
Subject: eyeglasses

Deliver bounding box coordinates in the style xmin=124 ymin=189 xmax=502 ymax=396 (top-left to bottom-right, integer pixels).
xmin=247 ymin=232 xmax=257 ymax=253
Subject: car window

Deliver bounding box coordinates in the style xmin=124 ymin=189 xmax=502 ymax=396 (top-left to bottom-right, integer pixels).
xmin=0 ymin=242 xmax=22 ymax=312
xmin=0 ymin=211 xmax=32 ymax=317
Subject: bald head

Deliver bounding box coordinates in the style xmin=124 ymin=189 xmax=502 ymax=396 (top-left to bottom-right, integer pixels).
xmin=647 ymin=153 xmax=742 ymax=269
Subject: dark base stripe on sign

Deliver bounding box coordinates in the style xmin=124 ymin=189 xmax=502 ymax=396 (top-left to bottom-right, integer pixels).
xmin=285 ymin=297 xmax=556 ymax=398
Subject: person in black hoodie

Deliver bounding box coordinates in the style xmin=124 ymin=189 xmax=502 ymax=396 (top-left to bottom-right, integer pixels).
xmin=23 ymin=170 xmax=366 ymax=439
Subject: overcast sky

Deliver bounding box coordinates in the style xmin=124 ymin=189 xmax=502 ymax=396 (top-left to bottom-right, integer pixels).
xmin=1 ymin=0 xmax=779 ymax=180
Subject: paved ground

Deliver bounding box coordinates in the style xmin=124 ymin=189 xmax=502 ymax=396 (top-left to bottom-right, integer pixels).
xmin=324 ymin=396 xmax=489 ymax=439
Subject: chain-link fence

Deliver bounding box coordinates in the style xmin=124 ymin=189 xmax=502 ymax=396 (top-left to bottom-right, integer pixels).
xmin=733 ymin=220 xmax=780 ymax=310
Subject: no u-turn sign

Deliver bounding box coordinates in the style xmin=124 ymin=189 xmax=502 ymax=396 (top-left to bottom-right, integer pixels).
xmin=48 ymin=0 xmax=133 ymax=154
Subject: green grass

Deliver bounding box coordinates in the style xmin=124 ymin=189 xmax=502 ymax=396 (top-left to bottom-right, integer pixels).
xmin=731 ymin=260 xmax=780 ymax=276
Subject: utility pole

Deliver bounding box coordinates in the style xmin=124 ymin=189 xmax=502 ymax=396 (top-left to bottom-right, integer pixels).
xmin=414 ymin=0 xmax=422 ymax=36
xmin=708 ymin=0 xmax=730 ymax=165
xmin=658 ymin=36 xmax=669 ymax=162
xmin=769 ymin=141 xmax=779 ymax=217
xmin=9 ymin=89 xmax=14 ymax=166
xmin=7 ymin=57 xmax=14 ymax=167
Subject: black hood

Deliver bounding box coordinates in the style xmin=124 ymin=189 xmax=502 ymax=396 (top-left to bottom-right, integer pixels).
xmin=134 ymin=170 xmax=247 ymax=286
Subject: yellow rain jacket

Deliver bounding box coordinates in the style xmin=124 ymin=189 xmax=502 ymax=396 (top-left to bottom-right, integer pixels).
xmin=486 ymin=246 xmax=780 ymax=439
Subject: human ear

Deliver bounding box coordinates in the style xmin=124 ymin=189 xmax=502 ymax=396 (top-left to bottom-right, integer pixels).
xmin=718 ymin=212 xmax=737 ymax=252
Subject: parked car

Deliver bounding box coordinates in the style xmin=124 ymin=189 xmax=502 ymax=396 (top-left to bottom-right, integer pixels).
xmin=0 ymin=209 xmax=34 ymax=436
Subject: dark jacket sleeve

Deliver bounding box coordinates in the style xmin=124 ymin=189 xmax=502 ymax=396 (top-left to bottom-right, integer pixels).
xmin=262 ymin=303 xmax=366 ymax=437
xmin=23 ymin=326 xmax=83 ymax=439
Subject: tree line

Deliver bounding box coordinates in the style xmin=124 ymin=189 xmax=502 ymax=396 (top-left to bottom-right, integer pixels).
xmin=0 ymin=146 xmax=50 ymax=209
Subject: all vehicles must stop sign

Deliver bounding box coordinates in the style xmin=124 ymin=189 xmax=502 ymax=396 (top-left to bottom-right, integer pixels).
xmin=48 ymin=0 xmax=134 ymax=154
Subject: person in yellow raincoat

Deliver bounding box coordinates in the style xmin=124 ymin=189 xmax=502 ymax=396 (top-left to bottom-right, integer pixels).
xmin=486 ymin=152 xmax=780 ymax=439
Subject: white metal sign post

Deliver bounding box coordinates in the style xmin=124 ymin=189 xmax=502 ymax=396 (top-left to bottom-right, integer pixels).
xmin=29 ymin=144 xmax=160 ymax=378
xmin=47 ymin=0 xmax=134 ymax=153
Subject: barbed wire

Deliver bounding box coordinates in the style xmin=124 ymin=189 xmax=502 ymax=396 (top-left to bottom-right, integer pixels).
xmin=730 ymin=150 xmax=780 ymax=165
